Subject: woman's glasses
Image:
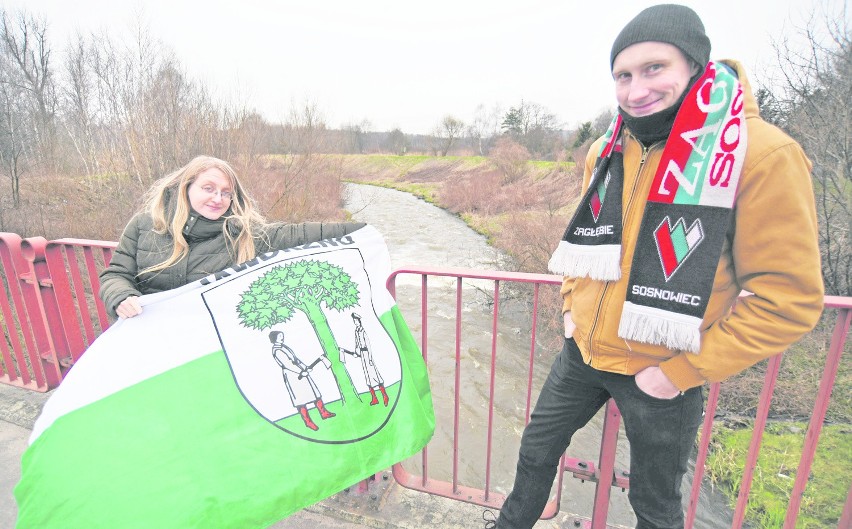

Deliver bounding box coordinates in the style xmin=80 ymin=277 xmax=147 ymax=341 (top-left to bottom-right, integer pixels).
xmin=195 ymin=184 xmax=233 ymax=201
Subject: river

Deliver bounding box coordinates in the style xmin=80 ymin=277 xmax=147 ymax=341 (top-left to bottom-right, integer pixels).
xmin=344 ymin=183 xmax=733 ymax=528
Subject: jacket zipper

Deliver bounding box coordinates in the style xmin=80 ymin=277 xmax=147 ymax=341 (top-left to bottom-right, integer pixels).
xmin=585 ymin=135 xmax=658 ymax=364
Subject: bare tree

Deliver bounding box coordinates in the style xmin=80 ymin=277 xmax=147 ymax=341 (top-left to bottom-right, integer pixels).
xmin=384 ymin=128 xmax=407 ymax=155
xmin=467 ymin=104 xmax=490 ymax=156
xmin=436 ymin=115 xmax=464 ymax=156
xmin=0 ymin=71 xmax=29 ymax=207
xmin=340 ymin=119 xmax=372 ymax=154
xmin=592 ymin=108 xmax=616 ymax=138
xmin=0 ymin=6 xmax=308 ymax=236
xmin=60 ymin=34 xmax=100 ymax=177
xmin=501 ymin=100 xmax=560 ymax=159
xmin=761 ymin=0 xmax=850 ymax=295
xmin=262 ymin=101 xmax=336 ymax=218
xmin=72 ymin=22 xmax=255 ymax=184
xmin=0 ymin=9 xmax=57 ymax=171
xmin=280 ymin=100 xmax=327 ymax=156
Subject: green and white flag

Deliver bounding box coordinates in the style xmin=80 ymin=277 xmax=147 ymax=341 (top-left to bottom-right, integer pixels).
xmin=15 ymin=225 xmax=434 ymax=529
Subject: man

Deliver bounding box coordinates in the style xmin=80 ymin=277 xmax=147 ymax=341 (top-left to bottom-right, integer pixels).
xmin=344 ymin=313 xmax=389 ymax=406
xmin=269 ymin=331 xmax=336 ymax=431
xmin=491 ymin=4 xmax=824 ymax=528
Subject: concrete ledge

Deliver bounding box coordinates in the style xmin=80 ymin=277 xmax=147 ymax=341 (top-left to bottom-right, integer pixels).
xmin=0 ymin=383 xmax=50 ymax=431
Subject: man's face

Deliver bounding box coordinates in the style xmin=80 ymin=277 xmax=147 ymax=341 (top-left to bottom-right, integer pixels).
xmin=612 ymin=41 xmax=697 ymax=118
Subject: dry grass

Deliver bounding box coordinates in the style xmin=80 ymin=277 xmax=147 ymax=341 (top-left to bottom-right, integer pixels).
xmin=0 ymin=172 xmax=144 ymax=240
xmin=251 ymin=155 xmax=348 ymax=223
xmin=0 ymin=156 xmax=349 ymax=242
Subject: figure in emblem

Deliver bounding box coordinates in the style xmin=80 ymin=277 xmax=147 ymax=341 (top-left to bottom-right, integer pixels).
xmin=339 ymin=313 xmax=388 ymax=406
xmin=268 ymin=331 xmax=335 ymax=431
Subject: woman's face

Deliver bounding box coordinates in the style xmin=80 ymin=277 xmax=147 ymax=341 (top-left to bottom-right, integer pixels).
xmin=187 ymin=167 xmax=233 ymax=220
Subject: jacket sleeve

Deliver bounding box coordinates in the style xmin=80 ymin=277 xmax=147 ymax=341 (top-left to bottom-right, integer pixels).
xmin=99 ymin=215 xmax=145 ymax=318
xmin=260 ymin=222 xmax=367 ymax=252
xmin=660 ymin=138 xmax=825 ymax=390
xmin=561 ymin=139 xmax=602 ymax=314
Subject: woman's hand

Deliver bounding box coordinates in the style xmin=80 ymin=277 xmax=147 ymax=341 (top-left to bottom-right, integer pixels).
xmin=564 ymin=311 xmax=576 ymax=338
xmin=116 ymin=296 xmax=143 ymax=319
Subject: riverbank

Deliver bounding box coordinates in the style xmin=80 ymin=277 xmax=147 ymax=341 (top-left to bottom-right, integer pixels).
xmin=343 ymin=182 xmax=734 ymax=529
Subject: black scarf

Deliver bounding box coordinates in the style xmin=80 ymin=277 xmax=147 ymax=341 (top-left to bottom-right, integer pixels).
xmin=548 ymin=62 xmax=747 ymax=353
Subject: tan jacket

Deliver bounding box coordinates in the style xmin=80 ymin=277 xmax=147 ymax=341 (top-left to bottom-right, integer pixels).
xmin=561 ymin=60 xmax=824 ymax=391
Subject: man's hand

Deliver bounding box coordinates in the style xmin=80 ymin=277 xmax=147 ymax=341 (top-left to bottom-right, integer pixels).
xmin=634 ymin=366 xmax=680 ymax=399
xmin=116 ymin=296 xmax=142 ymax=319
xmin=564 ymin=311 xmax=576 ymax=338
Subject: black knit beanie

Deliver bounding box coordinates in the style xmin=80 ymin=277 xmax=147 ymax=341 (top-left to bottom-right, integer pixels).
xmin=610 ymin=4 xmax=711 ymax=68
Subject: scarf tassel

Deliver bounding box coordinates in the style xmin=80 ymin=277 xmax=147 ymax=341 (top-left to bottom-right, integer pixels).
xmin=548 ymin=241 xmax=622 ymax=281
xmin=618 ymin=302 xmax=702 ymax=353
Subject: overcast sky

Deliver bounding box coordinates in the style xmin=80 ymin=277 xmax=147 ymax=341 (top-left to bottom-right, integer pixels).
xmin=3 ymin=0 xmax=831 ymax=134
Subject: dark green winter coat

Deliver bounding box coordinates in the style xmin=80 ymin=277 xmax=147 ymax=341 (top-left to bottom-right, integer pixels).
xmin=99 ymin=212 xmax=365 ymax=317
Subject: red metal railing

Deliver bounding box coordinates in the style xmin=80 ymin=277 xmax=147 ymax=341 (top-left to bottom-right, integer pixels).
xmin=0 ymin=233 xmax=115 ymax=391
xmin=2 ymin=235 xmax=850 ymax=528
xmin=387 ymin=265 xmax=851 ymax=529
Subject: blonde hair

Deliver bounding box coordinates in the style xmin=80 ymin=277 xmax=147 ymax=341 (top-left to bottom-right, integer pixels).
xmin=139 ymin=156 xmax=267 ymax=276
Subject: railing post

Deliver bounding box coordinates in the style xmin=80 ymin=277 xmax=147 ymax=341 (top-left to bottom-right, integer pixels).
xmin=0 ymin=233 xmax=61 ymax=390
xmin=731 ymin=353 xmax=783 ymax=528
xmin=686 ymin=382 xmax=721 ymax=529
xmin=783 ymin=307 xmax=851 ymax=529
xmin=839 ymin=481 xmax=852 ymax=529
xmin=20 ymin=237 xmax=65 ymax=388
xmin=0 ymin=232 xmax=35 ymax=388
xmin=590 ymin=399 xmax=621 ymax=528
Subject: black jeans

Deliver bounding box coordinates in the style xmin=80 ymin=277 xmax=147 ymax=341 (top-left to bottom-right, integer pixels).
xmin=496 ymin=338 xmax=704 ymax=529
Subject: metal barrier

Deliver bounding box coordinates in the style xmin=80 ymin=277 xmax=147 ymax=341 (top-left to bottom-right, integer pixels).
xmin=386 ymin=265 xmax=851 ymax=529
xmin=0 ymin=233 xmax=115 ymax=391
xmin=2 ymin=235 xmax=850 ymax=528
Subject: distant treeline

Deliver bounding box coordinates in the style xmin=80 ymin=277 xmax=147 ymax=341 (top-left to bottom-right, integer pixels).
xmin=0 ymin=2 xmax=848 ymax=295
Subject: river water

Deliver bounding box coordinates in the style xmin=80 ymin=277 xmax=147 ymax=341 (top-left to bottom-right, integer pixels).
xmin=344 ymin=183 xmax=732 ymax=528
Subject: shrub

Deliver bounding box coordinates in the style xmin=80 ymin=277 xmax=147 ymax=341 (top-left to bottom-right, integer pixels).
xmin=489 ymin=137 xmax=531 ymax=184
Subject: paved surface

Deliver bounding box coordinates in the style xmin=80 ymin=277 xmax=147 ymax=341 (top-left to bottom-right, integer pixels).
xmin=0 ymin=382 xmax=583 ymax=529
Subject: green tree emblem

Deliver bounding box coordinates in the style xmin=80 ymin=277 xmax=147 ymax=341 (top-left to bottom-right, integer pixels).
xmin=237 ymin=260 xmax=360 ymax=402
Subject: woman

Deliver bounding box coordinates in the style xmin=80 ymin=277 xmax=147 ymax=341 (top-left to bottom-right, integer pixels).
xmin=99 ymin=155 xmax=365 ymax=319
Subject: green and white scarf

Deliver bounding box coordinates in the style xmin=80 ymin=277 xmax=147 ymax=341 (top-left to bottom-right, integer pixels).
xmin=548 ymin=62 xmax=747 ymax=353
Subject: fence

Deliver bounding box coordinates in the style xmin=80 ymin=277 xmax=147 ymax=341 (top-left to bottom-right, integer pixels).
xmin=2 ymin=234 xmax=850 ymax=528
xmin=0 ymin=233 xmax=115 ymax=391
xmin=386 ymin=265 xmax=851 ymax=529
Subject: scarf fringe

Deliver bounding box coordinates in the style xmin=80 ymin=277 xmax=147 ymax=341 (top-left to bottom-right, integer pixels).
xmin=618 ymin=302 xmax=701 ymax=353
xmin=548 ymin=241 xmax=622 ymax=281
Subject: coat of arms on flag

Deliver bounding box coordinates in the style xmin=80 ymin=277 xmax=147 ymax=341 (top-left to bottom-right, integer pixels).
xmin=15 ymin=226 xmax=434 ymax=529
xmin=204 ymin=235 xmax=404 ymax=440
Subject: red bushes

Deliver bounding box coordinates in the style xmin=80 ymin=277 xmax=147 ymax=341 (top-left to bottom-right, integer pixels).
xmin=248 ymin=156 xmax=346 ymax=223
xmin=0 ymin=156 xmax=348 ymax=241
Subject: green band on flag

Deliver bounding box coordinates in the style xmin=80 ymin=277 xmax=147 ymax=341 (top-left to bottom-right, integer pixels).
xmin=15 ymin=226 xmax=434 ymax=529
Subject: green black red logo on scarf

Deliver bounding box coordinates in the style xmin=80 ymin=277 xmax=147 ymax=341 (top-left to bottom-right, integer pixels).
xmin=590 ymin=172 xmax=611 ymax=222
xmin=654 ymin=216 xmax=705 ymax=281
